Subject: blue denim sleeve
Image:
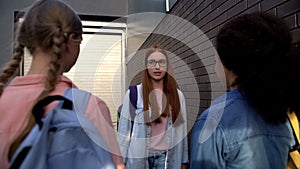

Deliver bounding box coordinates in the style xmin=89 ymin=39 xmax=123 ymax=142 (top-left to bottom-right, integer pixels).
xmin=190 ymin=116 xmax=226 ymax=169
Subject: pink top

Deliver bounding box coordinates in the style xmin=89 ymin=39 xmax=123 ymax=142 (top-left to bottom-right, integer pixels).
xmin=0 ymin=74 xmax=123 ymax=168
xmin=150 ymin=89 xmax=168 ymax=151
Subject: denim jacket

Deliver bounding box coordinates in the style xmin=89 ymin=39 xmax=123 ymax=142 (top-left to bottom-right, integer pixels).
xmin=118 ymin=84 xmax=189 ymax=169
xmin=190 ymin=89 xmax=295 ymax=169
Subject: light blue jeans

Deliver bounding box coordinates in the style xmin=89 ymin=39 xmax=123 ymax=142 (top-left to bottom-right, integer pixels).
xmin=148 ymin=151 xmax=166 ymax=169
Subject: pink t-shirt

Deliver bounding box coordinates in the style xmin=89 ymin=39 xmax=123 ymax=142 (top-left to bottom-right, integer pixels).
xmin=150 ymin=89 xmax=168 ymax=151
xmin=0 ymin=74 xmax=122 ymax=168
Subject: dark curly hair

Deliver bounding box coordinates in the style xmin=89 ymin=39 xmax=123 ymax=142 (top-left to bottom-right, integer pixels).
xmin=287 ymin=47 xmax=300 ymax=115
xmin=216 ymin=12 xmax=292 ymax=123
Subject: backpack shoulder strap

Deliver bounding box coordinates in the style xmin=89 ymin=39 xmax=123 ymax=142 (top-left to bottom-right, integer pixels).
xmin=33 ymin=95 xmax=73 ymax=128
xmin=128 ymin=85 xmax=137 ymax=137
xmin=287 ymin=111 xmax=300 ymax=169
xmin=129 ymin=85 xmax=137 ymax=109
xmin=32 ymin=88 xmax=90 ymax=128
xmin=129 ymin=85 xmax=137 ymax=121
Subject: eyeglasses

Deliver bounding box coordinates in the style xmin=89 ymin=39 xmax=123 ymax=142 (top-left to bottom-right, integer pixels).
xmin=147 ymin=59 xmax=167 ymax=67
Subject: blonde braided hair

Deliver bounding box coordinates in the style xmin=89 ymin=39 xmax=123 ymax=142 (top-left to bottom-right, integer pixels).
xmin=5 ymin=0 xmax=82 ymax=159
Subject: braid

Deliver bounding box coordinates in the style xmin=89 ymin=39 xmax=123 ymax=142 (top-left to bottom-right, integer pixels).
xmin=34 ymin=28 xmax=65 ymax=113
xmin=45 ymin=28 xmax=65 ymax=92
xmin=4 ymin=29 xmax=63 ymax=159
xmin=8 ymin=29 xmax=66 ymax=160
xmin=7 ymin=0 xmax=83 ymax=160
xmin=0 ymin=44 xmax=24 ymax=96
xmin=8 ymin=115 xmax=35 ymax=160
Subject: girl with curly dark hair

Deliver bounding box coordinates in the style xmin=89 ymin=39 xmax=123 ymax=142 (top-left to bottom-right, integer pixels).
xmin=191 ymin=12 xmax=295 ymax=168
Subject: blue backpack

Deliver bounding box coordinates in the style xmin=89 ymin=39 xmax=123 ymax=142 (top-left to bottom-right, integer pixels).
xmin=9 ymin=88 xmax=115 ymax=169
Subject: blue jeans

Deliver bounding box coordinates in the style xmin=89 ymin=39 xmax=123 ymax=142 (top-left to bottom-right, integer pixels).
xmin=148 ymin=152 xmax=166 ymax=169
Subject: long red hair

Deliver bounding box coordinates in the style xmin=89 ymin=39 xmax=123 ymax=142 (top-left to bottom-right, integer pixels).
xmin=142 ymin=45 xmax=184 ymax=126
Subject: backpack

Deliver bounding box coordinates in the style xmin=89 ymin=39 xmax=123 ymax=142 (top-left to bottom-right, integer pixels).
xmin=9 ymin=88 xmax=115 ymax=169
xmin=116 ymin=85 xmax=137 ymax=131
xmin=287 ymin=111 xmax=300 ymax=169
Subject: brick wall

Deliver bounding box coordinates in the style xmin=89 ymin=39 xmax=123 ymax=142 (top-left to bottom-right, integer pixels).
xmin=127 ymin=0 xmax=300 ymax=133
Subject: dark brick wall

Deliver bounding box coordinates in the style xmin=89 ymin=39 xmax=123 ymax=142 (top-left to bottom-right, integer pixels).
xmin=127 ymin=0 xmax=300 ymax=133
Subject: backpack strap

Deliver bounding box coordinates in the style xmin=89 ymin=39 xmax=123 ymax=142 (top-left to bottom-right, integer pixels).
xmin=33 ymin=95 xmax=73 ymax=129
xmin=287 ymin=111 xmax=300 ymax=169
xmin=129 ymin=85 xmax=137 ymax=137
xmin=32 ymin=88 xmax=90 ymax=129
xmin=288 ymin=112 xmax=300 ymax=145
xmin=129 ymin=85 xmax=137 ymax=121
